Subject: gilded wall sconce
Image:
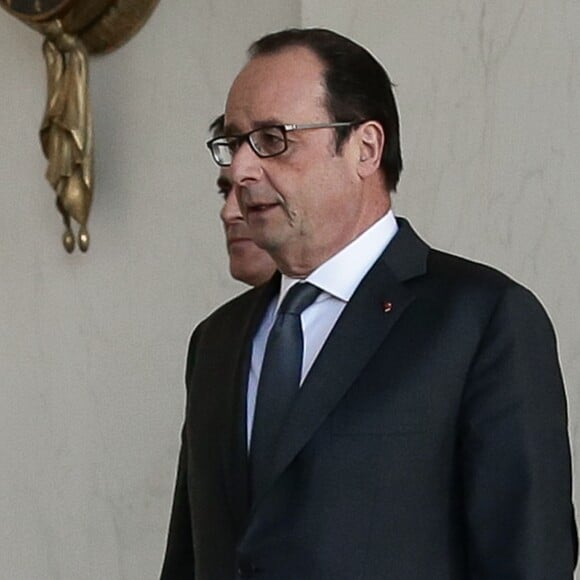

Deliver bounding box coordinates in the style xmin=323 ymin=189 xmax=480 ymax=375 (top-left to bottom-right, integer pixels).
xmin=0 ymin=0 xmax=160 ymax=253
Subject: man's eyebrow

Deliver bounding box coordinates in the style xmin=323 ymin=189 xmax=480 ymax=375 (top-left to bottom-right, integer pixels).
xmin=217 ymin=176 xmax=232 ymax=190
xmin=223 ymin=123 xmax=239 ymax=136
xmin=253 ymin=118 xmax=285 ymax=129
xmin=224 ymin=118 xmax=285 ymax=135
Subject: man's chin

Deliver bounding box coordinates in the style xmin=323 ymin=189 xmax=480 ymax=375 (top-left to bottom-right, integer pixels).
xmin=230 ymin=264 xmax=260 ymax=286
xmin=228 ymin=239 xmax=257 ymax=255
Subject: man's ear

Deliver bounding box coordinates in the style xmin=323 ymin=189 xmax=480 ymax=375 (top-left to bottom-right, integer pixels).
xmin=356 ymin=121 xmax=384 ymax=178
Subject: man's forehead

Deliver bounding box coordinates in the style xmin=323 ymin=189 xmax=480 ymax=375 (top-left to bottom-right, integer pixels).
xmin=223 ymin=117 xmax=285 ymax=135
xmin=224 ymin=48 xmax=327 ymax=132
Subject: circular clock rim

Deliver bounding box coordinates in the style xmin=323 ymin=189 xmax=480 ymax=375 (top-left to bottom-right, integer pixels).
xmin=0 ymin=0 xmax=75 ymax=22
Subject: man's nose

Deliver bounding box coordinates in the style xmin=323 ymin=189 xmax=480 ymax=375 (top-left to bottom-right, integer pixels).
xmin=230 ymin=140 xmax=263 ymax=187
xmin=220 ymin=187 xmax=244 ymax=224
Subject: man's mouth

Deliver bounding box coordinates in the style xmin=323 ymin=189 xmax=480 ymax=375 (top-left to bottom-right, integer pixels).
xmin=227 ymin=236 xmax=253 ymax=247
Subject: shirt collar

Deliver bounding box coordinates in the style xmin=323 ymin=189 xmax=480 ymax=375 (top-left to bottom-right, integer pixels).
xmin=278 ymin=209 xmax=398 ymax=308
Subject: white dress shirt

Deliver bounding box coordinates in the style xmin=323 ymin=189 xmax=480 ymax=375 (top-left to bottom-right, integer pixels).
xmin=247 ymin=210 xmax=399 ymax=447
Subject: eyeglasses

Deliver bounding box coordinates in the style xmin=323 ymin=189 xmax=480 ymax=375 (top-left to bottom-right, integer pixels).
xmin=206 ymin=121 xmax=361 ymax=167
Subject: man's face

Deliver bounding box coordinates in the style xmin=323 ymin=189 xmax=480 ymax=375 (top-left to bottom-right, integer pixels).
xmin=218 ymin=167 xmax=276 ymax=286
xmin=225 ymin=47 xmax=366 ymax=277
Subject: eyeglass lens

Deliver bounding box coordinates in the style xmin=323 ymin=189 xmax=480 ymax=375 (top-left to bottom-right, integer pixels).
xmin=211 ymin=126 xmax=287 ymax=166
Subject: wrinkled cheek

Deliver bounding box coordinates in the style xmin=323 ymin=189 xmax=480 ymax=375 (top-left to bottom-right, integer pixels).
xmin=287 ymin=208 xmax=300 ymax=228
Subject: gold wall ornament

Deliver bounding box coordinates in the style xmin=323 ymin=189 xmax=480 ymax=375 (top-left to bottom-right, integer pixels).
xmin=40 ymin=19 xmax=92 ymax=252
xmin=0 ymin=0 xmax=160 ymax=253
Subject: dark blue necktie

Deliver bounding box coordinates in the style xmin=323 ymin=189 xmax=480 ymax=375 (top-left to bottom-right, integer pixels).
xmin=250 ymin=282 xmax=321 ymax=500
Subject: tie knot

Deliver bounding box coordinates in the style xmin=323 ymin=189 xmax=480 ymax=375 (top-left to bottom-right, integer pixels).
xmin=279 ymin=282 xmax=321 ymax=316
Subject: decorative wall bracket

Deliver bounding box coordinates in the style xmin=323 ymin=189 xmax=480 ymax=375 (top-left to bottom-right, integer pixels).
xmin=1 ymin=0 xmax=160 ymax=253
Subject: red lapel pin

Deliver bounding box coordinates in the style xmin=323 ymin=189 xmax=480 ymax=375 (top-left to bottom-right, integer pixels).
xmin=382 ymin=301 xmax=393 ymax=313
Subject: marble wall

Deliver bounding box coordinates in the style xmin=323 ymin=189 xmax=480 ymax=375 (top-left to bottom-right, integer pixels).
xmin=0 ymin=2 xmax=299 ymax=579
xmin=1 ymin=1 xmax=578 ymax=578
xmin=304 ymin=0 xmax=580 ymax=508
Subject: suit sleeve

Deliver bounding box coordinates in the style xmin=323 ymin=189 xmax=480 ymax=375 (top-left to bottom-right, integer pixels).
xmin=160 ymin=328 xmax=202 ymax=579
xmin=159 ymin=426 xmax=194 ymax=579
xmin=460 ymin=284 xmax=576 ymax=578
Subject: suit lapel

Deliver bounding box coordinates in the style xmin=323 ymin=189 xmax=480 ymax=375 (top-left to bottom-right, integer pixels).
xmin=252 ymin=219 xmax=430 ymax=507
xmin=222 ymin=275 xmax=280 ymax=532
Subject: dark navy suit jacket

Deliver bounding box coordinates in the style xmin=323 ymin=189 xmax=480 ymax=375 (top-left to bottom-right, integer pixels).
xmin=161 ymin=219 xmax=576 ymax=579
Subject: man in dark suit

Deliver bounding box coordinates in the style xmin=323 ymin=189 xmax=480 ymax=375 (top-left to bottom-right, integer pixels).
xmin=161 ymin=28 xmax=576 ymax=579
xmin=210 ymin=115 xmax=277 ymax=287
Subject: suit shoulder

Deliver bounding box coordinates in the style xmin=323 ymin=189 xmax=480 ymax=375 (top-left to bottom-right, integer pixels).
xmin=423 ymin=249 xmax=539 ymax=303
xmin=191 ymin=285 xmax=261 ymax=339
xmin=394 ymin=219 xmax=523 ymax=298
xmin=185 ymin=285 xmax=266 ymax=384
xmin=426 ymin=249 xmax=515 ymax=289
xmin=206 ymin=285 xmax=259 ymax=321
xmin=423 ymin=249 xmax=551 ymax=321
